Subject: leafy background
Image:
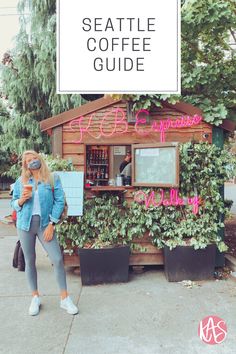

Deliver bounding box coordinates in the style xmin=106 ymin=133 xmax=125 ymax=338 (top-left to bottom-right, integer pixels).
xmin=0 ymin=0 xmax=235 ymax=166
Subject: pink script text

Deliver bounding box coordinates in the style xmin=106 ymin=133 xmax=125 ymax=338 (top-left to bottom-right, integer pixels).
xmin=134 ymin=189 xmax=201 ymax=214
xmin=69 ymin=108 xmax=202 ymax=144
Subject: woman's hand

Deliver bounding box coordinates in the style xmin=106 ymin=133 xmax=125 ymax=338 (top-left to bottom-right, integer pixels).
xmin=18 ymin=189 xmax=32 ymax=206
xmin=43 ymin=224 xmax=54 ymax=242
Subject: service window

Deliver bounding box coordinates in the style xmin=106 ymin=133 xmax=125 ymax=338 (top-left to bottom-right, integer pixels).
xmin=85 ymin=145 xmax=131 ymax=187
xmin=132 ymin=143 xmax=179 ymax=187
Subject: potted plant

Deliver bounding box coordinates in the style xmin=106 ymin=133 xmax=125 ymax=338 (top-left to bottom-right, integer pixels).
xmin=157 ymin=142 xmax=236 ymax=281
xmin=57 ymin=194 xmax=132 ymax=285
xmin=161 ymin=213 xmax=223 ymax=282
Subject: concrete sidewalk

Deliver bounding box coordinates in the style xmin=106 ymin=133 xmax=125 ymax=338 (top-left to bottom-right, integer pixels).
xmin=0 ymin=222 xmax=236 ymax=354
xmin=1 ymin=198 xmax=236 ymax=353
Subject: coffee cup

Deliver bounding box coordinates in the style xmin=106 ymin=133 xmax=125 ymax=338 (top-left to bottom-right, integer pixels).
xmin=24 ymin=184 xmax=33 ymax=191
xmin=24 ymin=184 xmax=33 ymax=196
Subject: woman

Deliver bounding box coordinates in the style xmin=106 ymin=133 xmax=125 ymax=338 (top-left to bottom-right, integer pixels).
xmin=11 ymin=150 xmax=78 ymax=316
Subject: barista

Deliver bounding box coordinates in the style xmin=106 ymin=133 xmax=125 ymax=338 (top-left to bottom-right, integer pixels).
xmin=121 ymin=162 xmax=132 ymax=178
xmin=119 ymin=151 xmax=131 ymax=173
xmin=119 ymin=151 xmax=132 ymax=185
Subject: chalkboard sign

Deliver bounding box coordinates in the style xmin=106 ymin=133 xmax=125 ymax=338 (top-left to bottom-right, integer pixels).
xmin=132 ymin=143 xmax=179 ymax=187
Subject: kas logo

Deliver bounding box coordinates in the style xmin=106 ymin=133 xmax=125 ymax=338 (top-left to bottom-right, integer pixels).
xmin=198 ymin=316 xmax=227 ymax=345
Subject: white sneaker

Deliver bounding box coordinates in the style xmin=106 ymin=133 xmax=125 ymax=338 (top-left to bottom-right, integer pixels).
xmin=60 ymin=296 xmax=78 ymax=315
xmin=29 ymin=295 xmax=41 ymax=316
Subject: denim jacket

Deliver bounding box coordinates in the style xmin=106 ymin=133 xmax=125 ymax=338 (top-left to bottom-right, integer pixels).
xmin=11 ymin=174 xmax=65 ymax=231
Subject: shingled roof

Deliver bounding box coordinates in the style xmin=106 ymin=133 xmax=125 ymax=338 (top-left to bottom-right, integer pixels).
xmin=40 ymin=96 xmax=121 ymax=132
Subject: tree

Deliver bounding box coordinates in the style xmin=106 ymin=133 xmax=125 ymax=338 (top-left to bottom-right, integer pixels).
xmin=181 ymin=0 xmax=236 ymax=125
xmin=0 ymin=0 xmax=82 ymax=155
xmin=113 ymin=0 xmax=236 ymax=126
xmin=0 ymin=100 xmax=15 ymax=177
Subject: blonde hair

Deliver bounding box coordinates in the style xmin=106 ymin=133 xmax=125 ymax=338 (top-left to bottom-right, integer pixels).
xmin=21 ymin=150 xmax=51 ymax=184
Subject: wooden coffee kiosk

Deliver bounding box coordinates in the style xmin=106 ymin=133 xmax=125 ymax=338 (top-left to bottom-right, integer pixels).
xmin=40 ymin=96 xmax=233 ymax=266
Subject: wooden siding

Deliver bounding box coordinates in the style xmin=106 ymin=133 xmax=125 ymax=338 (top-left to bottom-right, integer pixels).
xmin=62 ymin=103 xmax=212 ymax=146
xmin=63 ymin=143 xmax=84 ymax=154
xmin=63 ymin=251 xmax=164 ymax=267
xmin=62 ymin=143 xmax=85 ymax=171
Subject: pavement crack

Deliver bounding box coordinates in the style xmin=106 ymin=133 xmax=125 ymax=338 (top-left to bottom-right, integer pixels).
xmin=62 ymin=287 xmax=83 ymax=354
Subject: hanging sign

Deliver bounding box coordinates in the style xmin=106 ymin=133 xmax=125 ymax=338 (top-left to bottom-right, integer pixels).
xmin=114 ymin=146 xmax=126 ymax=155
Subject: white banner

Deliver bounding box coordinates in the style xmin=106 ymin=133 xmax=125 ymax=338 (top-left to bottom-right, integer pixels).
xmin=57 ymin=0 xmax=181 ymax=94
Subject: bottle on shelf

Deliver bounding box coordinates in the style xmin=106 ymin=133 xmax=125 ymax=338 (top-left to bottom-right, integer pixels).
xmin=93 ymin=150 xmax=97 ymax=164
xmin=86 ymin=151 xmax=89 ymax=166
xmin=100 ymin=150 xmax=103 ymax=164
xmin=92 ymin=150 xmax=95 ymax=164
xmin=105 ymin=150 xmax=108 ymax=164
xmin=100 ymin=167 xmax=104 ymax=179
xmin=98 ymin=150 xmax=101 ymax=164
xmin=97 ymin=168 xmax=101 ymax=179
xmin=105 ymin=166 xmax=108 ymax=179
xmin=93 ymin=150 xmax=95 ymax=164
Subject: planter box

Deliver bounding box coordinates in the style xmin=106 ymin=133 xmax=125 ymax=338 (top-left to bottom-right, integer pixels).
xmin=164 ymin=244 xmax=216 ymax=282
xmin=78 ymin=245 xmax=130 ymax=285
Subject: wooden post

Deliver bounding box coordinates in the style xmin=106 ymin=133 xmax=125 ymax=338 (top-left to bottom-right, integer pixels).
xmin=52 ymin=126 xmax=62 ymax=157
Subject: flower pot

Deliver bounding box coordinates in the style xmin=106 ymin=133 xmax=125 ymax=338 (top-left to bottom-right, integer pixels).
xmin=78 ymin=245 xmax=130 ymax=285
xmin=164 ymin=244 xmax=216 ymax=282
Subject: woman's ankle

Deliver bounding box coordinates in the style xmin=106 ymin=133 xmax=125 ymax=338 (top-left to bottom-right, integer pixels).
xmin=32 ymin=291 xmax=39 ymax=297
xmin=60 ymin=290 xmax=68 ymax=300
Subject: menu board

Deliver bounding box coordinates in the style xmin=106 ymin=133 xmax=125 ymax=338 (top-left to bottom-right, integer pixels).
xmin=133 ymin=144 xmax=179 ymax=187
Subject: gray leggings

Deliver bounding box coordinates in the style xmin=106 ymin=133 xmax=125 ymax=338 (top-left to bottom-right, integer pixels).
xmin=18 ymin=215 xmax=67 ymax=292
